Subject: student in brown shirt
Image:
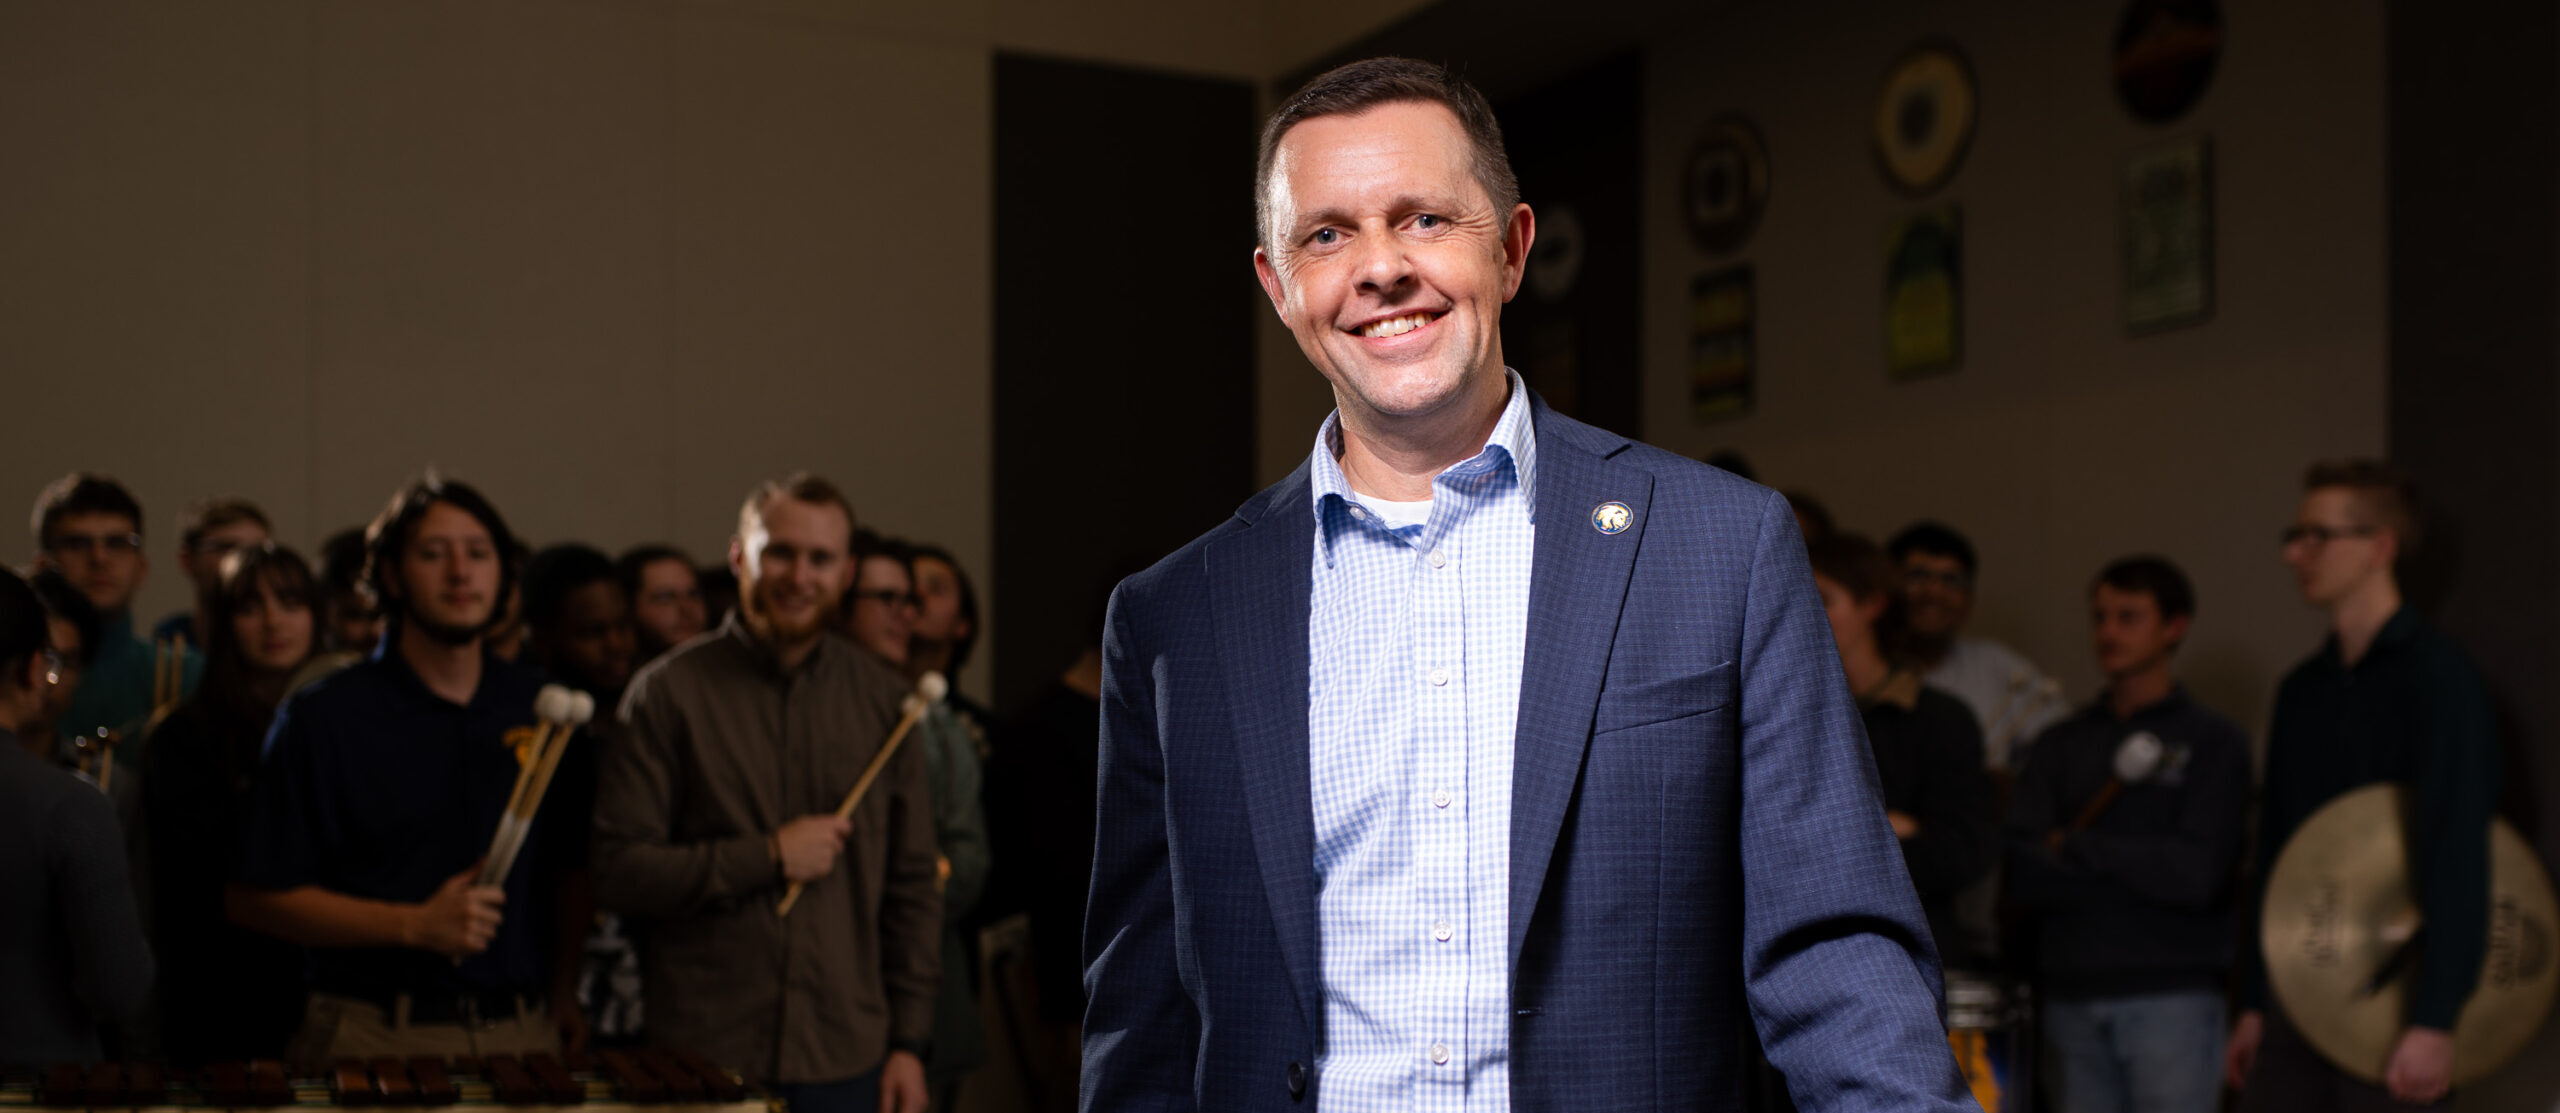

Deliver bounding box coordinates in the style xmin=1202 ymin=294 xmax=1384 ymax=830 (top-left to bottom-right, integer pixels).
xmin=593 ymin=474 xmax=939 ymax=1113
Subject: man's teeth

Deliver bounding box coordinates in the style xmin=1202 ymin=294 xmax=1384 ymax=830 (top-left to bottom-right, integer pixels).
xmin=1360 ymin=313 xmax=1434 ymax=338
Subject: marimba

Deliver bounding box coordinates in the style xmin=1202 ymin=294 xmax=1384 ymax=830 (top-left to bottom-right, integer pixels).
xmin=6 ymin=1050 xmax=769 ymax=1112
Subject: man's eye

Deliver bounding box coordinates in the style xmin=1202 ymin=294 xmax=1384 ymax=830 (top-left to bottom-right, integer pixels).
xmin=1311 ymin=228 xmax=1339 ymax=245
xmin=1415 ymin=214 xmax=1441 ymax=229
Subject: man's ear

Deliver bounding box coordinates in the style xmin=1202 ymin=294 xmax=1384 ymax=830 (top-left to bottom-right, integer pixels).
xmin=1253 ymin=246 xmax=1288 ymax=316
xmin=2162 ymin=614 xmax=2193 ymax=650
xmin=728 ymin=535 xmax=750 ymax=584
xmin=1498 ymin=202 xmax=1537 ymax=300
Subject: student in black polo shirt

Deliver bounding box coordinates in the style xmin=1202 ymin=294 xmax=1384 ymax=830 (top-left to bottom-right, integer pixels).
xmin=2006 ymin=556 xmax=2250 ymax=1113
xmin=233 ymin=473 xmax=588 ymax=1063
xmin=2227 ymin=460 xmax=2498 ymax=1111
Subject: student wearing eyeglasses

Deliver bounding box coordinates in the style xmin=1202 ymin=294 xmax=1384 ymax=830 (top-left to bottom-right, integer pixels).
xmin=2226 ymin=460 xmax=2498 ymax=1111
xmin=29 ymin=472 xmax=200 ymax=756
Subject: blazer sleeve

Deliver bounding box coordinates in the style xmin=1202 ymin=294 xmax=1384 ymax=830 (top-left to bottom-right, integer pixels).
xmin=1731 ymin=490 xmax=1976 ymax=1113
xmin=1081 ymin=583 xmax=1199 ymax=1112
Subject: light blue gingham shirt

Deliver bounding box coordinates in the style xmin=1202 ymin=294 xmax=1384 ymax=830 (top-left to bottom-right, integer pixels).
xmin=1306 ymin=371 xmax=1536 ymax=1112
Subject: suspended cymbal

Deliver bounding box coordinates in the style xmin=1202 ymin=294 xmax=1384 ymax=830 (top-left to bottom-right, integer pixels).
xmin=2263 ymin=784 xmax=2560 ymax=1084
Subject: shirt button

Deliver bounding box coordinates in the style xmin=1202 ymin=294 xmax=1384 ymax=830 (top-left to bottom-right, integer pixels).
xmin=1428 ymin=668 xmax=1448 ymax=686
xmin=1429 ymin=1043 xmax=1450 ymax=1066
xmin=1433 ymin=920 xmax=1453 ymax=942
xmin=1428 ymin=549 xmax=1447 ymax=569
xmin=1432 ymin=790 xmax=1452 ymax=808
xmin=1350 ymin=507 xmax=1369 ymax=520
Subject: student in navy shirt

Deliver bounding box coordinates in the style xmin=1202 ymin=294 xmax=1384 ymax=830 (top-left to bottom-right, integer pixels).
xmin=234 ymin=473 xmax=588 ymax=1062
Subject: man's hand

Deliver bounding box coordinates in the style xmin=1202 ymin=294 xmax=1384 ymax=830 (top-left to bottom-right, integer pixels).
xmin=408 ymin=862 xmax=504 ymax=958
xmin=1886 ymin=810 xmax=1920 ymax=839
xmin=2385 ymin=1025 xmax=2454 ymax=1105
xmin=878 ymin=1049 xmax=927 ymax=1113
xmin=775 ymin=816 xmax=852 ymax=884
xmin=2225 ymin=1009 xmax=2264 ymax=1090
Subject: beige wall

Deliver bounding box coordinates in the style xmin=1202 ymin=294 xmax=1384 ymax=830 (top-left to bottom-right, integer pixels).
xmin=0 ymin=0 xmax=1423 ymax=696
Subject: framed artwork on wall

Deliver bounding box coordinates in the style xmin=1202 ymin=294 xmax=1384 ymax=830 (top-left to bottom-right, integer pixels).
xmin=1690 ymin=266 xmax=1755 ymax=420
xmin=2123 ymin=138 xmax=2214 ymax=332
xmin=1874 ymin=42 xmax=1978 ymax=197
xmin=1886 ymin=206 xmax=1963 ymax=378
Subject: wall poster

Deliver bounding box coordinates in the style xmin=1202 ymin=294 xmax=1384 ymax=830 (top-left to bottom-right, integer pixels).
xmin=1885 ymin=206 xmax=1962 ymax=378
xmin=1690 ymin=266 xmax=1755 ymax=420
xmin=2124 ymin=138 xmax=2214 ymax=332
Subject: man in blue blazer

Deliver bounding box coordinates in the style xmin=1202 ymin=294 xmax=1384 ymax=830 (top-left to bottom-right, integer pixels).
xmin=1083 ymin=57 xmax=1974 ymax=1112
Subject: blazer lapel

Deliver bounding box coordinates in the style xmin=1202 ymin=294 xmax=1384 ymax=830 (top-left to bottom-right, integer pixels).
xmin=1208 ymin=466 xmax=1325 ymax=1033
xmin=1509 ymin=408 xmax=1652 ymax=970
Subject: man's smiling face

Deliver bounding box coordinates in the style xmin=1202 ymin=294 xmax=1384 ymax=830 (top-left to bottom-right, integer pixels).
xmin=1255 ymin=100 xmax=1533 ymax=428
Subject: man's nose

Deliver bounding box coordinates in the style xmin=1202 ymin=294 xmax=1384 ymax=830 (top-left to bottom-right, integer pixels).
xmin=1352 ymin=231 xmax=1414 ymax=292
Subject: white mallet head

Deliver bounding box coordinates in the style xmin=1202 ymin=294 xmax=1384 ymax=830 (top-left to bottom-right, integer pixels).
xmin=535 ymin=684 xmax=577 ymax=725
xmin=916 ymin=671 xmax=949 ymax=704
xmin=568 ymin=690 xmax=597 ymax=725
xmin=899 ymin=693 xmax=928 ymax=720
xmin=2114 ymin=731 xmax=2166 ymax=783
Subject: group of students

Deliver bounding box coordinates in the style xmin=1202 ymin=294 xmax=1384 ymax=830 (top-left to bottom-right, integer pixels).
xmin=1777 ymin=457 xmax=2495 ymax=1113
xmin=0 ymin=469 xmax=1100 ymax=1113
xmin=0 ymin=453 xmax=2501 ymax=1113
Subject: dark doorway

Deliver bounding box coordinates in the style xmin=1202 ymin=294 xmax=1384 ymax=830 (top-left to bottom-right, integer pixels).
xmin=1496 ymin=50 xmax=1645 ymax=438
xmin=991 ymin=54 xmax=1259 ymax=710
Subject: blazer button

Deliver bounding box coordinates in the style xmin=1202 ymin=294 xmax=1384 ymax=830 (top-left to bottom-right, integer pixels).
xmin=1286 ymin=1061 xmax=1307 ymax=1099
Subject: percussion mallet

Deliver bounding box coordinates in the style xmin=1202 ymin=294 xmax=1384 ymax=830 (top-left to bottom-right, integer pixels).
xmin=2052 ymin=731 xmax=2167 ymax=850
xmin=486 ymin=689 xmax=594 ymax=887
xmin=476 ymin=685 xmax=576 ymax=887
xmin=775 ymin=672 xmax=946 ymax=918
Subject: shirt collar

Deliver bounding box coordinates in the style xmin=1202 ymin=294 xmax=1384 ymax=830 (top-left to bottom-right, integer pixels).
xmin=1306 ymin=369 xmax=1538 ymax=559
xmin=719 ymin=607 xmax=833 ymax=680
xmin=1861 ymin=667 xmax=1925 ymax=712
xmin=2085 ymin=683 xmax=2193 ymax=722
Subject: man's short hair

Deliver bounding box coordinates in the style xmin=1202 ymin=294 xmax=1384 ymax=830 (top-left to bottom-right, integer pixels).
xmin=179 ymin=496 xmax=271 ymax=553
xmin=2303 ymin=458 xmax=2421 ymax=555
xmin=1805 ymin=533 xmax=1897 ymax=603
xmin=28 ymin=567 xmax=100 ymax=668
xmin=1886 ymin=520 xmax=1978 ymax=579
xmin=318 ymin=527 xmax=368 ymax=595
xmin=907 ymin=542 xmax=980 ymax=676
xmin=0 ymin=567 xmax=45 ymax=690
xmin=31 ymin=472 xmax=144 ymax=548
xmin=616 ymin=544 xmax=694 ymax=598
xmin=524 ymin=543 xmax=620 ymax=634
xmin=737 ymin=473 xmax=857 ymax=548
xmin=1256 ymin=57 xmax=1521 ymax=248
xmin=361 ymin=471 xmax=521 ymax=625
xmin=2092 ymin=555 xmax=2196 ymax=623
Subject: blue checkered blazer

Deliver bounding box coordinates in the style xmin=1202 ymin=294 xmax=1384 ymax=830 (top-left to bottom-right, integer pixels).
xmin=1083 ymin=396 xmax=1974 ymax=1112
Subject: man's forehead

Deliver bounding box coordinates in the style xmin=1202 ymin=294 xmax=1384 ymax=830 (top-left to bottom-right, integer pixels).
xmin=755 ymin=497 xmax=852 ymax=549
xmin=1270 ymin=103 xmax=1479 ymax=200
xmin=53 ymin=511 xmax=138 ymax=535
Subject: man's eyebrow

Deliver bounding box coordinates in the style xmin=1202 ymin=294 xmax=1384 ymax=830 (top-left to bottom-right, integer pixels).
xmin=1288 ymin=194 xmax=1465 ymax=235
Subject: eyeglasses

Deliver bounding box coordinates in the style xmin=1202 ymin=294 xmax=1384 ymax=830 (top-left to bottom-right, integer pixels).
xmin=2280 ymin=524 xmax=2379 ymax=548
xmin=850 ymin=589 xmax=921 ymax=612
xmin=1901 ymin=567 xmax=1972 ymax=591
xmin=47 ymin=532 xmax=142 ymax=557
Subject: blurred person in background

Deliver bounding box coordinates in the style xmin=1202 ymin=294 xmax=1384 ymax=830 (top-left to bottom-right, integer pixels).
xmin=317 ymin=526 xmax=383 ymax=656
xmin=232 ymin=473 xmax=585 ymax=1062
xmin=1807 ymin=532 xmax=1997 ymax=969
xmin=153 ymin=497 xmax=272 ymax=645
xmin=31 ymin=472 xmax=199 ymax=752
xmin=1888 ymin=520 xmax=2068 ymax=771
xmin=843 ymin=530 xmax=990 ymax=1111
xmin=2006 ymin=555 xmax=2249 ymax=1113
xmin=143 ymin=542 xmax=319 ymax=1065
xmin=522 ymin=542 xmax=639 ymax=1046
xmin=616 ymin=544 xmax=706 ymax=667
xmin=0 ymin=565 xmax=155 ymax=1068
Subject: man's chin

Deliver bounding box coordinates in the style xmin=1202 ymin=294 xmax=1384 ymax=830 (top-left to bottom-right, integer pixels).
xmin=409 ymin=613 xmax=487 ymax=647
